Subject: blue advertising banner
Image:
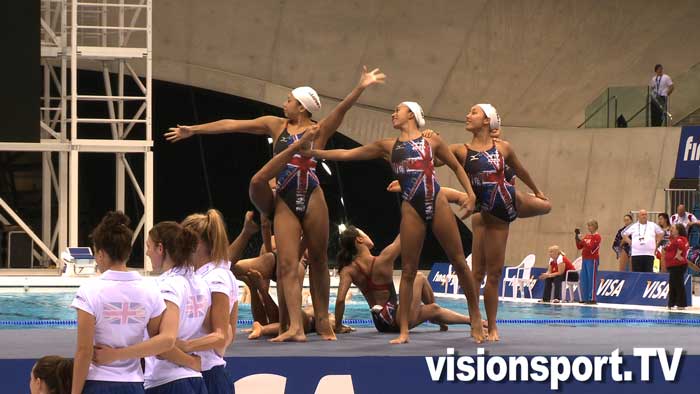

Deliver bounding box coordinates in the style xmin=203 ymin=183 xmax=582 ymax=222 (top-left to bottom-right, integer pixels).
xmin=675 ymin=126 xmax=700 ymax=178
xmin=3 ymin=354 xmax=700 ymax=393
xmin=428 ymin=263 xmax=692 ymax=306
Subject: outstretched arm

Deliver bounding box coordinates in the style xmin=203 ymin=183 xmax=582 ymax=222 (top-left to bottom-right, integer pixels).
xmin=165 ymin=116 xmax=284 ymax=142
xmin=500 ymin=141 xmax=547 ymax=200
xmin=431 ymin=135 xmax=476 ymax=218
xmin=305 ymin=139 xmax=390 ymax=162
xmin=228 ymin=211 xmax=258 ymax=264
xmin=316 ymin=66 xmax=386 ymax=145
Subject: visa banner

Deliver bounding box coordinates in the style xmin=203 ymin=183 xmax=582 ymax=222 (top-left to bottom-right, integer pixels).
xmin=675 ymin=126 xmax=700 ymax=178
xmin=428 ymin=263 xmax=692 ymax=307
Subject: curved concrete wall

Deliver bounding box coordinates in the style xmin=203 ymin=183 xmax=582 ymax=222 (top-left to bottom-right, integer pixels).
xmin=153 ymin=0 xmax=700 ymax=129
xmin=147 ymin=68 xmax=681 ymax=269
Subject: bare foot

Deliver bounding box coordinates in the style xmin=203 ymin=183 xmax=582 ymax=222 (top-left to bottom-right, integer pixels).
xmin=247 ymin=322 xmax=263 ymax=340
xmin=390 ymin=334 xmax=410 ymax=344
xmin=313 ymin=317 xmax=336 ymax=341
xmin=269 ymin=329 xmax=306 ymax=343
xmin=486 ymin=327 xmax=500 ymax=342
xmin=470 ymin=321 xmax=485 ymax=343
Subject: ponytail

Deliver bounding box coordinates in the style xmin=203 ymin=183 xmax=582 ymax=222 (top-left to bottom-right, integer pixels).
xmin=182 ymin=209 xmax=230 ymax=264
xmin=336 ymin=226 xmax=360 ymax=272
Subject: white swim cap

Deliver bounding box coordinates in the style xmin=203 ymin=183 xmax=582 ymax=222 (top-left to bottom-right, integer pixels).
xmin=291 ymin=86 xmax=322 ymax=114
xmin=401 ymin=101 xmax=425 ymax=128
xmin=476 ymin=103 xmax=501 ymax=130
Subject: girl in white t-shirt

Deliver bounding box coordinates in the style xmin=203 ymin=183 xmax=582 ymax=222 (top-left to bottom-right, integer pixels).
xmin=71 ymin=212 xmax=177 ymax=394
xmin=141 ymin=221 xmax=212 ymax=394
xmin=180 ymin=210 xmax=239 ymax=394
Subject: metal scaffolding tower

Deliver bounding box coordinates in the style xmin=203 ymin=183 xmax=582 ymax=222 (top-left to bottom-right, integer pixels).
xmin=0 ymin=0 xmax=153 ymax=272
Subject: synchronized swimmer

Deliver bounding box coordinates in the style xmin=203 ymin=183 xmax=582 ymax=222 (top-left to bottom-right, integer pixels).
xmin=67 ymin=66 xmax=550 ymax=394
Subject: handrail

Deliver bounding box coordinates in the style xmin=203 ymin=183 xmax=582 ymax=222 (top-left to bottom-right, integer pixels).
xmin=578 ymin=95 xmax=617 ymax=128
xmin=626 ymin=102 xmax=649 ymax=124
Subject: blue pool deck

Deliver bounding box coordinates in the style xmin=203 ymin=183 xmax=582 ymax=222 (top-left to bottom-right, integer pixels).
xmin=1 ymin=325 xmax=699 ymax=359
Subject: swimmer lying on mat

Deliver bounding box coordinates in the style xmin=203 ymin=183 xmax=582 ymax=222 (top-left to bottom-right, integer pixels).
xmin=334 ymin=227 xmax=483 ymax=334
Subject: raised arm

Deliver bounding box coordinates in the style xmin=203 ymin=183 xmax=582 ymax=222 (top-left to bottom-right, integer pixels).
xmin=249 ymin=126 xmax=318 ymax=218
xmin=228 ymin=211 xmax=259 ymax=264
xmin=500 ymin=140 xmax=547 ymax=200
xmin=378 ymin=234 xmax=401 ymax=264
xmin=165 ymin=115 xmax=284 ymax=142
xmin=305 ymin=139 xmax=391 ymax=162
xmin=430 ymin=134 xmax=476 ymax=218
xmin=316 ymin=66 xmax=386 ymax=146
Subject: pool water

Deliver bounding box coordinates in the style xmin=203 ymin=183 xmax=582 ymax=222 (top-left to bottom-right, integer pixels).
xmin=0 ymin=291 xmax=697 ymax=329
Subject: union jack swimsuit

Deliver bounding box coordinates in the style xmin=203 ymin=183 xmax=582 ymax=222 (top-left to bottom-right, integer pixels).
xmin=273 ymin=125 xmax=320 ymax=220
xmin=464 ymin=142 xmax=517 ymax=222
xmin=390 ymin=136 xmax=441 ymax=222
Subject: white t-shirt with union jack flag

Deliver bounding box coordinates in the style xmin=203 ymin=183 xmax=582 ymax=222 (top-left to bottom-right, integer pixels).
xmin=195 ymin=260 xmax=239 ymax=371
xmin=144 ymin=267 xmax=212 ymax=389
xmin=71 ymin=269 xmax=166 ymax=382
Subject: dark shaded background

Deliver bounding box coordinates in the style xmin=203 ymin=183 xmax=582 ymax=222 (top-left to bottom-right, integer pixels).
xmin=2 ymin=69 xmax=472 ymax=269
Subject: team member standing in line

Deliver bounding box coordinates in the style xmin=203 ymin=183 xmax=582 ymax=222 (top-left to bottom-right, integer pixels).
xmin=71 ymin=212 xmax=177 ymax=394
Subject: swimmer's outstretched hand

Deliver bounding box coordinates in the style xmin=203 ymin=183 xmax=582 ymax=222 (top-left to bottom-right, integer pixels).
xmin=93 ymin=344 xmax=119 ymax=365
xmin=358 ymin=65 xmax=386 ymax=89
xmin=164 ymin=124 xmax=194 ymax=142
xmin=386 ymin=180 xmax=401 ymax=193
xmin=457 ymin=194 xmax=476 ymax=219
xmin=421 ymin=129 xmax=439 ymax=139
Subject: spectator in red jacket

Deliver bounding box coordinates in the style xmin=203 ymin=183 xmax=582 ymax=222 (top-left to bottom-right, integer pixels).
xmin=665 ymin=224 xmax=690 ymax=310
xmin=539 ymin=246 xmax=576 ymax=303
xmin=576 ymin=219 xmax=601 ymax=304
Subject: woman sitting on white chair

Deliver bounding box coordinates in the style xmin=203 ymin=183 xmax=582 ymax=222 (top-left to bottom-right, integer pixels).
xmin=539 ymin=246 xmax=577 ymax=303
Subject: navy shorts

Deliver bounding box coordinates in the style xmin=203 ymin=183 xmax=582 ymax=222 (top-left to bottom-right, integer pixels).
xmin=145 ymin=377 xmax=208 ymax=394
xmin=202 ymin=365 xmax=234 ymax=394
xmin=83 ymin=381 xmax=144 ymax=394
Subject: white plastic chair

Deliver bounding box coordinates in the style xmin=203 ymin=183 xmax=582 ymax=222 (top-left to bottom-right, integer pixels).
xmin=502 ymin=254 xmax=536 ymax=298
xmin=562 ymin=256 xmax=583 ymax=302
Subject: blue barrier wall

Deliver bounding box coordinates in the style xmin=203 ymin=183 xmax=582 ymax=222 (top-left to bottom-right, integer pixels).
xmin=428 ymin=263 xmax=693 ymax=307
